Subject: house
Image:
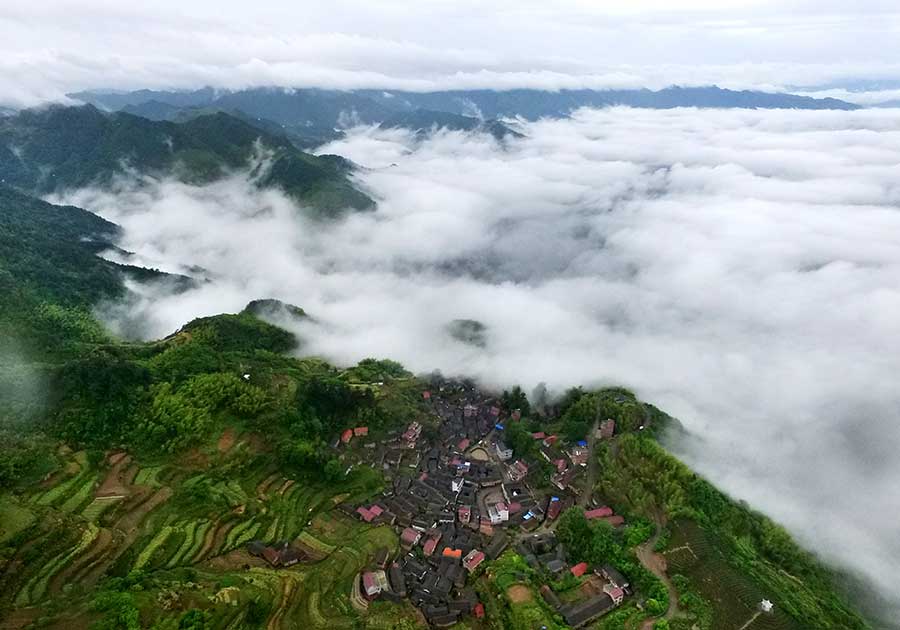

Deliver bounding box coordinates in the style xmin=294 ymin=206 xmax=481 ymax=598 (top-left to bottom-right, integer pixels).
xmin=599 ymin=418 xmax=615 ymax=439
xmin=341 ymin=429 xmax=353 ymax=444
xmin=540 ymin=584 xmax=562 ymax=609
xmin=485 ymin=532 xmax=508 ymax=559
xmin=490 ymin=406 xmax=500 ymax=417
xmin=546 ymin=559 xmax=567 ymax=574
xmin=603 ymin=584 xmax=625 ymax=605
xmin=486 ymin=502 xmax=508 ymax=524
xmin=458 ymin=506 xmax=471 ymax=524
xmin=508 ymin=460 xmax=528 ymax=482
xmin=356 ymin=504 xmax=385 ymax=523
xmin=246 ymin=541 xmax=267 ymax=557
xmin=601 ymin=515 xmax=625 ymax=527
xmin=362 ymin=570 xmax=390 ymax=599
xmin=495 ymin=441 xmax=513 ymax=461
xmin=401 ymin=527 xmax=422 ymax=549
xmin=262 ymin=547 xmax=281 ymax=567
xmin=374 ymin=547 xmax=391 ymax=569
xmin=457 ymin=438 xmax=470 ymax=451
xmin=568 ymin=446 xmax=589 ymax=467
xmin=354 ymin=426 xmax=369 ymax=437
xmin=542 ymin=435 xmax=558 ymax=447
xmin=584 ymin=506 xmax=613 ymax=520
xmin=560 ymin=593 xmax=615 ymax=627
xmin=570 ymin=562 xmax=589 ymax=577
xmin=279 ymin=548 xmax=303 ymax=567
xmin=389 ymin=563 xmax=407 ymax=597
xmin=462 ymin=549 xmax=486 ymax=572
xmin=423 ymin=391 xmax=431 ymax=399
xmin=547 ymin=496 xmax=562 ymax=520
xmin=442 ymin=548 xmax=462 ymax=560
xmin=600 ymin=565 xmax=630 ymax=590
xmin=423 ymin=536 xmax=441 ymax=557
xmin=532 ymin=431 xmax=546 ymax=440
xmin=473 ymin=603 xmax=485 ymax=618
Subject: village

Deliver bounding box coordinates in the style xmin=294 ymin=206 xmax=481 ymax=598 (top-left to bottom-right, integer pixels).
xmin=328 ymin=379 xmax=633 ymax=628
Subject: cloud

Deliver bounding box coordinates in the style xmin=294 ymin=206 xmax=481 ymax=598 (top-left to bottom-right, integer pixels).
xmin=57 ymin=106 xmax=900 ymax=623
xmin=3 ymin=1 xmax=900 ymax=107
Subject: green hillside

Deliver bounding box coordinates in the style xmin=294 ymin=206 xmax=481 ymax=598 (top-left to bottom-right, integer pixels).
xmin=0 ymin=106 xmax=373 ymax=214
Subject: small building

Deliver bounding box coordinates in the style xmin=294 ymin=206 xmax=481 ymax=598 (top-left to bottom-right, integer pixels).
xmin=424 ymin=536 xmax=441 ymax=557
xmin=442 ymin=548 xmax=462 ymax=560
xmin=462 ymin=549 xmax=486 ymax=572
xmin=599 ymin=418 xmax=615 ymax=439
xmin=400 ymin=527 xmax=422 ymax=549
xmin=540 ymin=584 xmax=562 ymax=609
xmin=561 ymin=593 xmax=615 ymax=627
xmin=458 ymin=438 xmax=470 ymax=451
xmin=547 ymin=496 xmax=562 ymax=520
xmin=473 ymin=603 xmax=485 ymax=618
xmin=508 ymin=460 xmax=529 ymax=482
xmin=571 ymin=562 xmax=589 ymax=577
xmin=458 ymin=505 xmax=471 ymax=523
xmin=600 ymin=565 xmax=629 ymax=590
xmin=362 ymin=570 xmax=389 ymax=599
xmin=354 ymin=426 xmax=369 ymax=437
xmin=603 ymin=584 xmax=624 ymax=605
xmin=542 ymin=435 xmax=558 ymax=447
xmin=341 ymin=429 xmax=353 ymax=444
xmin=495 ymin=441 xmax=513 ymax=461
xmin=532 ymin=431 xmax=546 ymax=440
xmin=423 ymin=391 xmax=431 ymax=399
xmin=584 ymin=506 xmax=613 ymax=520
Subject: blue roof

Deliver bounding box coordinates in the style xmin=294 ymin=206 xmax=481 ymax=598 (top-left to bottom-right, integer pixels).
xmin=550 ymin=496 xmax=560 ymax=502
xmin=495 ymin=423 xmax=504 ymax=430
xmin=577 ymin=440 xmax=588 ymax=447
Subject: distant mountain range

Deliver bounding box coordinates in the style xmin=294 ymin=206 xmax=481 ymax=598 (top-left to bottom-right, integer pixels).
xmin=68 ymin=85 xmax=859 ymax=148
xmin=0 ymin=105 xmax=373 ymax=215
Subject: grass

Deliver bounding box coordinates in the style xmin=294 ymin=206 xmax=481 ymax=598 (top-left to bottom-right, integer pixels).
xmin=82 ymin=495 xmax=123 ymax=522
xmin=14 ymin=523 xmax=99 ymax=605
xmin=0 ymin=495 xmax=34 ymax=543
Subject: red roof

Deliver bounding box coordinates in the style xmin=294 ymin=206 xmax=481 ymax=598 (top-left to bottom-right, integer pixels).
xmin=442 ymin=548 xmax=462 ymax=559
xmin=543 ymin=435 xmax=558 ymax=445
xmin=458 ymin=438 xmax=470 ymax=451
xmin=548 ymin=500 xmax=562 ymax=520
xmin=507 ymin=502 xmax=522 ymax=514
xmin=584 ymin=506 xmax=614 ymax=519
xmin=463 ymin=550 xmax=486 ymax=571
xmin=400 ymin=527 xmax=421 ymax=546
xmin=474 ymin=603 xmax=485 ymax=618
xmin=602 ymin=515 xmax=626 ymax=527
xmin=369 ymin=505 xmax=383 ymax=516
xmin=423 ymin=391 xmax=431 ymax=399
xmin=341 ymin=429 xmax=353 ymax=443
xmin=571 ymin=562 xmax=589 ymax=577
xmin=353 ymin=426 xmax=368 ymax=436
xmin=532 ymin=431 xmax=546 ymax=440
xmin=423 ymin=537 xmax=439 ymax=556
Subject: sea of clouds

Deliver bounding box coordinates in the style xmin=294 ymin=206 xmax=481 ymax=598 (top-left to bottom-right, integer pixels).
xmin=58 ymin=106 xmax=900 ymax=622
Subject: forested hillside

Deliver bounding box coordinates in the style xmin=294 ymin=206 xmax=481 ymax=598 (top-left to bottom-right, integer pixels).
xmin=0 ymin=106 xmax=373 ymax=214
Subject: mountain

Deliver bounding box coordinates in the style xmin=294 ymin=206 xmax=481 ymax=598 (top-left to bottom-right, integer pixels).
xmin=71 ymin=85 xmax=860 ymax=134
xmin=0 ymin=105 xmax=373 ymax=214
xmin=0 ymin=185 xmax=179 ymax=358
xmin=379 ymin=109 xmax=522 ymax=140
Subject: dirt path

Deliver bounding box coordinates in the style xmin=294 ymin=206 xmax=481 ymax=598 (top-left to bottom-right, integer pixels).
xmin=267 ymin=576 xmax=296 ymax=630
xmin=736 ymin=611 xmax=762 ymax=630
xmin=637 ymin=531 xmax=680 ymax=630
xmin=579 ymin=418 xmax=600 ymax=507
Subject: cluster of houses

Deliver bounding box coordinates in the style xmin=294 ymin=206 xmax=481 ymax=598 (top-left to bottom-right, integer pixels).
xmin=245 ymin=540 xmax=307 ymax=568
xmin=518 ymin=532 xmax=630 ymax=627
xmin=337 ymin=378 xmax=632 ymax=627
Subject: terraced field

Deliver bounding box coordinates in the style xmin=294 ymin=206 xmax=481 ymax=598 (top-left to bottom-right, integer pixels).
xmin=0 ymin=435 xmax=392 ymax=629
xmin=664 ymin=521 xmax=799 ymax=630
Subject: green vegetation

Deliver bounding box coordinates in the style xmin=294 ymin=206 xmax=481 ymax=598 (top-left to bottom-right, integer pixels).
xmin=0 ymin=105 xmax=373 ymax=214
xmin=596 ymin=432 xmax=867 ymax=629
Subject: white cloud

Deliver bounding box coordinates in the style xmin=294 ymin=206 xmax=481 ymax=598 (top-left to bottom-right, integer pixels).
xmin=3 ymin=1 xmax=900 ymax=106
xmin=55 ymin=107 xmax=900 ymax=622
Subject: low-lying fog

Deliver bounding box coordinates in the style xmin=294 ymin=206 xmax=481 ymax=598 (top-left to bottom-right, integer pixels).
xmin=57 ymin=106 xmax=900 ymax=620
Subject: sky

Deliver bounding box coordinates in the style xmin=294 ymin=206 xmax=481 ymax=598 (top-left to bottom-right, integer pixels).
xmin=4 ymin=1 xmax=900 ymax=107
xmin=54 ymin=107 xmax=900 ymax=623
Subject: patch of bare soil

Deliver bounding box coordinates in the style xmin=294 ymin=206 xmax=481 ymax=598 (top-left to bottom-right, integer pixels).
xmin=96 ymin=455 xmax=133 ymax=497
xmin=204 ymin=548 xmax=267 ymax=572
xmin=217 ymin=427 xmax=237 ymax=453
xmin=507 ymin=584 xmax=533 ymax=603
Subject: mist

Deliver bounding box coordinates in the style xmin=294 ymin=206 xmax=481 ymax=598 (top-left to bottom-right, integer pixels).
xmin=55 ymin=106 xmax=900 ymax=620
